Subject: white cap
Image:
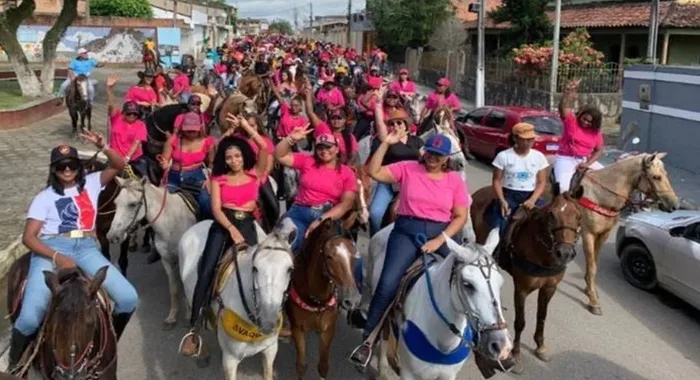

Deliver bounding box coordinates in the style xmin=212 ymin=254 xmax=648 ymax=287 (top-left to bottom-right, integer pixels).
xmin=77 ymin=48 xmax=88 ymax=55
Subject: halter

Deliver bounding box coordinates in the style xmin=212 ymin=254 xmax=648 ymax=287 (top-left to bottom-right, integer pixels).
xmin=121 ymin=181 xmax=168 ymax=236
xmin=534 ymin=202 xmax=581 ymax=255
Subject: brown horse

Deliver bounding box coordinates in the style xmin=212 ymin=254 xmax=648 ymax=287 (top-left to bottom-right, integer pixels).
xmin=286 ymin=219 xmax=361 ymax=380
xmin=341 ymin=164 xmax=372 ymax=232
xmin=7 ymin=263 xmax=117 ymax=379
xmin=66 ymin=74 xmax=92 ymax=133
xmin=471 ymin=185 xmax=583 ymax=373
xmin=217 ymin=93 xmax=258 ymax=134
xmin=0 ymin=372 xmax=22 ymax=380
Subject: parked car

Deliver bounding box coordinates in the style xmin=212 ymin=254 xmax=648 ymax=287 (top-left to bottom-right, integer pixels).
xmin=616 ymin=210 xmax=700 ymax=310
xmin=454 ymin=106 xmax=563 ymax=160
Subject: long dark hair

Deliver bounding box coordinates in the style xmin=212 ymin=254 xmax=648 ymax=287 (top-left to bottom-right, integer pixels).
xmin=47 ymin=161 xmax=86 ymax=196
xmin=577 ymin=105 xmax=603 ymax=130
xmin=211 ymin=136 xmax=255 ymax=176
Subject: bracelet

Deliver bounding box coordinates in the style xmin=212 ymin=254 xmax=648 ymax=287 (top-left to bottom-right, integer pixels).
xmin=52 ymin=251 xmax=59 ymax=266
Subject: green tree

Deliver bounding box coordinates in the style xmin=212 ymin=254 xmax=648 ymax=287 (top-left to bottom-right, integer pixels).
xmin=0 ymin=0 xmax=79 ymax=97
xmin=90 ymin=0 xmax=153 ymax=18
xmin=369 ymin=0 xmax=453 ymax=50
xmin=268 ymin=19 xmax=294 ymax=35
xmin=489 ymin=0 xmax=551 ymax=54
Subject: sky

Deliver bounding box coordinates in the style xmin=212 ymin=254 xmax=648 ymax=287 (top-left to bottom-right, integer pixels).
xmin=229 ymin=0 xmax=367 ymax=26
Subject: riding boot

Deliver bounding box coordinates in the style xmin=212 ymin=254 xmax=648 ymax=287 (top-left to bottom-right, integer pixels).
xmin=259 ymin=181 xmax=280 ymax=233
xmin=146 ymin=248 xmax=161 ymax=264
xmin=112 ymin=312 xmax=133 ymax=341
xmin=7 ymin=329 xmax=34 ymax=373
xmin=347 ymin=309 xmax=367 ymax=329
xmin=190 ymin=223 xmax=229 ymax=327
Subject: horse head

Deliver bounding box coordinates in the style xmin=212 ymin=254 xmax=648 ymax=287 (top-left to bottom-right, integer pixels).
xmin=252 ymin=218 xmax=297 ymax=334
xmin=540 ymin=185 xmax=585 ymax=266
xmin=353 ymin=164 xmax=371 ymax=226
xmin=42 ymin=266 xmax=110 ymax=377
xmin=107 ymin=177 xmax=150 ymax=244
xmin=442 ymin=231 xmax=513 ymax=363
xmin=303 ymin=219 xmax=361 ymax=310
xmin=638 ymin=153 xmax=679 ymax=212
xmin=70 ymin=75 xmax=89 ymax=103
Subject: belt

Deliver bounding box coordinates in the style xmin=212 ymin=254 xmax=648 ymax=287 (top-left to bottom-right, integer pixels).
xmin=45 ymin=230 xmax=97 ymax=239
xmin=224 ymin=209 xmax=254 ymax=221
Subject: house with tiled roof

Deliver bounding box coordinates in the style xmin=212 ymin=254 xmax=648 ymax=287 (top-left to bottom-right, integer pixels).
xmin=456 ymin=0 xmax=700 ymax=66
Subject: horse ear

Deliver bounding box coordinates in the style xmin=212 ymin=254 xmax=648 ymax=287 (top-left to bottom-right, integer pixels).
xmin=44 ymin=271 xmax=61 ymax=296
xmin=570 ymin=185 xmax=584 ymax=200
xmin=139 ymin=176 xmax=148 ymax=187
xmin=276 ymin=218 xmax=298 ymax=247
xmin=88 ymin=266 xmax=109 ymax=298
xmin=655 ymin=152 xmax=667 ymax=160
xmin=115 ymin=176 xmax=125 ymax=187
xmin=482 ymin=228 xmax=501 ymax=256
xmin=553 ymin=182 xmax=561 ymax=197
xmin=442 ymin=232 xmax=479 ymax=263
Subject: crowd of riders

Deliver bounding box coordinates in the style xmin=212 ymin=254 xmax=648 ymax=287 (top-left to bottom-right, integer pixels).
xmin=12 ymin=32 xmax=607 ymax=374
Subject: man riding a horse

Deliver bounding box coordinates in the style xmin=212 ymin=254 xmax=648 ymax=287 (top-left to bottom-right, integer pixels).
xmin=57 ymin=48 xmax=101 ymax=107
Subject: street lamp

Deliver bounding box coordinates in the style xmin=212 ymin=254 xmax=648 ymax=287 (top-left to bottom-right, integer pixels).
xmin=469 ymin=0 xmax=485 ymax=107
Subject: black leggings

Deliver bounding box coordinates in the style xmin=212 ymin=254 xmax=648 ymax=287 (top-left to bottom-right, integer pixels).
xmin=353 ymin=116 xmax=373 ymax=140
xmin=189 ymin=215 xmax=257 ymax=327
xmin=259 ymin=180 xmax=280 ymax=233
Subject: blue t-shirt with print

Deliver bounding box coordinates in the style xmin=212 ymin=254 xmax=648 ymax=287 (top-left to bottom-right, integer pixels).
xmin=69 ymin=58 xmax=97 ymax=76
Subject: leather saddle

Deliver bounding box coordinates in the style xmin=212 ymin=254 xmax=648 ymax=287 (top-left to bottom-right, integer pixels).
xmin=492 ymin=207 xmax=529 ymax=274
xmin=205 ymin=244 xmax=249 ymax=329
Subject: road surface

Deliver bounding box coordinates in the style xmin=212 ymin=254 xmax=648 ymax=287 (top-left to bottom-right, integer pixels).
xmin=1 ymin=69 xmax=699 ymax=380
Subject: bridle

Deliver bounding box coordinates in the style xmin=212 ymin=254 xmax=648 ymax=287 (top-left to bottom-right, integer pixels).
xmin=120 ymin=181 xmax=168 ymax=236
xmin=534 ymin=201 xmax=582 ymax=255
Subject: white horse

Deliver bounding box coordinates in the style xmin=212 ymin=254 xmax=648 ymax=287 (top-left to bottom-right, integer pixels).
xmin=361 ymin=226 xmax=512 ymax=380
xmin=178 ymin=219 xmax=297 ymax=380
xmin=106 ymin=177 xmax=197 ymax=329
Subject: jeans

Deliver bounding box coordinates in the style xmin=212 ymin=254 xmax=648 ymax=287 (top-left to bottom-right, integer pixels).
xmin=353 ymin=116 xmax=373 ymax=140
xmin=59 ymin=78 xmax=95 ymax=103
xmin=282 ymin=204 xmax=331 ymax=253
xmin=363 ymin=216 xmax=453 ymax=340
xmin=369 ymin=182 xmax=394 ymax=236
xmin=14 ymin=237 xmax=139 ymax=336
xmin=485 ymin=188 xmax=544 ymax=237
xmin=128 ymin=156 xmax=149 ymax=178
xmin=167 ymin=168 xmax=211 ymax=219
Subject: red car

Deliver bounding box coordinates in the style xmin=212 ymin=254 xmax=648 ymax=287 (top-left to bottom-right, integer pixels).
xmin=455 ymin=106 xmax=563 ymax=160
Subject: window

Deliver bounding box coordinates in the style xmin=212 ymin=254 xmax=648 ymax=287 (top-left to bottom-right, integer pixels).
xmin=685 ymin=223 xmax=700 ymax=243
xmin=484 ymin=111 xmax=507 ymax=129
xmin=463 ymin=107 xmax=490 ymax=125
xmin=522 ymin=116 xmax=563 ymax=135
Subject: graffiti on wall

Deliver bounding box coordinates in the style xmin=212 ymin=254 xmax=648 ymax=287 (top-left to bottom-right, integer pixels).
xmin=157 ymin=28 xmax=182 ymax=68
xmin=0 ymin=26 xmax=156 ymax=63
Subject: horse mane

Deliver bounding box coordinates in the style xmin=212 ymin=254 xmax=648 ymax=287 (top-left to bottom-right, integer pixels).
xmin=297 ymin=219 xmax=349 ymax=265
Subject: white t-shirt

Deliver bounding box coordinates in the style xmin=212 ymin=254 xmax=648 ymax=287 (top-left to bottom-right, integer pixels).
xmin=27 ymin=172 xmax=103 ymax=236
xmin=492 ymin=148 xmax=549 ymax=192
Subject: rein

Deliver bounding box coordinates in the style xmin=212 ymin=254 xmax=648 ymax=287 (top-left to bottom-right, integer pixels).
xmin=232 ymin=245 xmax=262 ymax=327
xmin=122 ymin=182 xmax=168 ymax=235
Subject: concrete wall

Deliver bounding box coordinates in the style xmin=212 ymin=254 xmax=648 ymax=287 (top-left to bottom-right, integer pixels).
xmin=622 ymin=65 xmax=700 ymax=174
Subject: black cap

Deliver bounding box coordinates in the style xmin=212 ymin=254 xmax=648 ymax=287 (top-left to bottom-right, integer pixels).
xmin=50 ymin=145 xmax=79 ymax=165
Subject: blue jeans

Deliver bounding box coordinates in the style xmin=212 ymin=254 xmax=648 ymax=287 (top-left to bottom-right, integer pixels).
xmin=363 ymin=216 xmax=454 ymax=339
xmin=369 ymin=183 xmax=394 ymax=236
xmin=485 ymin=188 xmax=544 ymax=236
xmin=282 ymin=204 xmax=331 ymax=253
xmin=14 ymin=237 xmax=139 ymax=336
xmin=167 ymin=168 xmax=212 ymax=219
xmin=59 ymin=78 xmax=95 ymax=103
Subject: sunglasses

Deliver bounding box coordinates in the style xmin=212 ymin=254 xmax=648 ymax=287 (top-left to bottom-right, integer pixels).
xmin=330 ymin=115 xmax=344 ymax=120
xmin=316 ymin=144 xmax=335 ymax=150
xmin=125 ymin=112 xmax=139 ymax=117
xmin=387 ymin=95 xmax=399 ymax=100
xmin=190 ymin=102 xmax=202 ymax=107
xmin=388 ymin=120 xmax=405 ymax=127
xmin=55 ymin=160 xmax=80 ymax=172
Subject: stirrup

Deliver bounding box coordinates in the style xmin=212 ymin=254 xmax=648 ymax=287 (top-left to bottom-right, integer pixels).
xmin=349 ymin=342 xmax=372 ymax=369
xmin=178 ymin=331 xmax=202 ymax=358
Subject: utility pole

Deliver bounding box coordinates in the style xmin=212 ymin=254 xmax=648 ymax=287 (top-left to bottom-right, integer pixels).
xmin=475 ymin=0 xmax=485 ymax=107
xmin=292 ymin=3 xmax=299 ymax=32
xmin=549 ymin=0 xmax=562 ymax=111
xmin=309 ymin=2 xmax=314 ymax=38
xmin=647 ymin=0 xmax=660 ymax=63
xmin=347 ymin=0 xmax=352 ymax=48
xmin=173 ymin=0 xmax=178 ymax=28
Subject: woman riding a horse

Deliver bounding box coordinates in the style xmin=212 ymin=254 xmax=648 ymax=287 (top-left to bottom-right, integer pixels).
xmin=553 ymin=80 xmax=605 ymax=191
xmin=106 ymin=75 xmax=149 ymax=177
xmin=124 ymin=68 xmax=158 ymax=116
xmin=485 ymin=123 xmax=550 ymax=262
xmin=8 ymin=140 xmax=138 ymax=372
xmin=419 ymin=77 xmax=461 ymax=127
xmin=304 ymin=87 xmax=358 ymax=164
xmin=351 ymin=133 xmax=470 ymax=367
xmin=354 ymin=76 xmax=383 ymax=139
xmin=275 ymin=127 xmax=358 ymax=253
xmin=180 ymin=118 xmax=270 ymax=357
xmin=388 ymin=68 xmax=417 ymax=101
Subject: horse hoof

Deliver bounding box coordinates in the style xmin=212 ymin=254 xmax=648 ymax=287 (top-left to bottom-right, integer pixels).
xmin=196 ymin=355 xmax=210 ymax=368
xmin=587 ymin=305 xmax=603 ymax=316
xmin=512 ymin=357 xmax=525 ymax=375
xmin=163 ymin=320 xmax=177 ymax=330
xmin=535 ymin=349 xmax=550 ymax=362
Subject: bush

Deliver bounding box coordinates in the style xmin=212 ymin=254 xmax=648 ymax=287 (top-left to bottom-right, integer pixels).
xmin=511 ymin=28 xmax=604 ymax=73
xmin=90 ymin=0 xmax=153 ymax=18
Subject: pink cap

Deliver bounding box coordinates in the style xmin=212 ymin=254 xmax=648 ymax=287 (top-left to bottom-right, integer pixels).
xmin=315 ymin=133 xmax=338 ymax=146
xmin=399 ymin=68 xmax=409 ymax=75
xmin=180 ymin=112 xmax=203 ymax=132
xmin=437 ymin=77 xmax=451 ymax=86
xmin=368 ymin=76 xmax=383 ymax=89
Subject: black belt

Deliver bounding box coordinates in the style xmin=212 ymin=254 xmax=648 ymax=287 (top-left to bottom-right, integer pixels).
xmin=223 ymin=209 xmax=254 ymax=221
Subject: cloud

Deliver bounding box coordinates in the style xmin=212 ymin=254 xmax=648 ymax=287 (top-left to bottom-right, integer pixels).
xmin=234 ymin=0 xmax=366 ymax=23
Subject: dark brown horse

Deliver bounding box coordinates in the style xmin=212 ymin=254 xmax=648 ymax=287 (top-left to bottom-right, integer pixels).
xmin=286 ymin=219 xmax=361 ymax=380
xmin=7 ymin=263 xmax=117 ymax=379
xmin=66 ymin=74 xmax=92 ymax=133
xmin=471 ymin=185 xmax=583 ymax=374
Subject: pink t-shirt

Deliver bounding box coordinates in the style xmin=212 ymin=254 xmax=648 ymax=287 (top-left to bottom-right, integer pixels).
xmin=215 ymin=63 xmax=228 ymax=75
xmin=389 ymin=80 xmax=417 ymax=94
xmin=313 ymin=122 xmax=359 ymax=159
xmin=558 ymin=112 xmax=604 ymax=157
xmin=124 ymin=85 xmax=157 ymax=104
xmin=358 ymin=92 xmax=380 ymax=117
xmin=109 ymin=111 xmax=147 ymax=160
xmin=277 ymin=103 xmax=309 ymax=138
xmin=315 ymin=88 xmax=346 ymax=108
xmin=292 ymin=153 xmax=357 ymax=206
xmin=170 ymin=135 xmax=216 ymax=167
xmin=213 ymin=173 xmax=259 ymax=208
xmin=172 ymin=73 xmax=191 ymax=94
xmin=425 ymin=92 xmax=461 ymax=112
xmin=388 ymin=161 xmax=470 ymax=223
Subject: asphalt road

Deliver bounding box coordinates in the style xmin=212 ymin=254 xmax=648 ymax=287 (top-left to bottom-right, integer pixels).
xmin=2 ymin=71 xmax=700 ymax=380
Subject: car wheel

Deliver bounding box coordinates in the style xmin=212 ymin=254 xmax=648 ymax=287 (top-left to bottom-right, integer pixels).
xmin=620 ymin=243 xmax=657 ymax=291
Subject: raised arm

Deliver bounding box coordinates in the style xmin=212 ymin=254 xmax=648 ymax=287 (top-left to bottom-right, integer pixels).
xmin=105 ymin=74 xmax=118 ymax=115
xmin=559 ymin=79 xmax=580 ymax=119
xmin=274 ymin=125 xmax=311 ymax=167
xmin=374 ymin=102 xmax=389 ymax=142
xmin=79 ymin=130 xmax=126 ymax=186
xmin=303 ymin=86 xmax=323 ymax=127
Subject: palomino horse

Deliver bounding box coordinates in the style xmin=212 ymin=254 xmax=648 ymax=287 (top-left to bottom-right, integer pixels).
xmin=238 ymin=74 xmax=270 ymax=115
xmin=178 ymin=219 xmax=297 ymax=379
xmin=287 ymin=219 xmax=361 ymax=380
xmin=66 ymin=74 xmax=92 ymax=133
xmin=362 ymin=226 xmax=513 ymax=380
xmin=557 ymin=153 xmax=678 ymax=315
xmin=470 ymin=185 xmax=583 ymax=373
xmin=7 ymin=264 xmax=117 ymax=379
xmin=107 ymin=177 xmax=198 ymax=329
xmin=217 ymin=93 xmax=258 ymax=134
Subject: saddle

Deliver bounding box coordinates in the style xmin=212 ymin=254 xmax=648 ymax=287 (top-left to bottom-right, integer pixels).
xmin=172 ymin=188 xmax=200 ymax=217
xmin=493 ymin=207 xmax=529 ymax=274
xmin=205 ymin=243 xmax=249 ymax=329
